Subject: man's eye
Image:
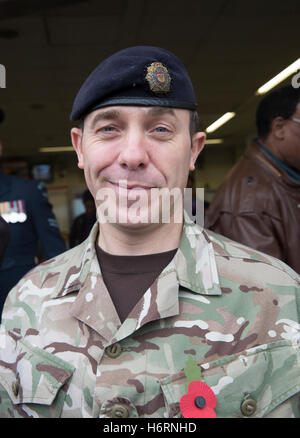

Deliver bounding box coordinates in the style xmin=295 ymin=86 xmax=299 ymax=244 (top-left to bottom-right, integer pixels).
xmin=102 ymin=126 xmax=115 ymax=132
xmin=155 ymin=126 xmax=169 ymax=132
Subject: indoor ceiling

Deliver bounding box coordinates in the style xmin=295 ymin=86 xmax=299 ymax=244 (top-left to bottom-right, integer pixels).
xmin=0 ymin=0 xmax=299 ymax=162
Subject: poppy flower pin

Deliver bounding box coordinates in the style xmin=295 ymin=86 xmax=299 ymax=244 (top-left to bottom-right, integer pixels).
xmin=179 ymin=355 xmax=216 ymax=418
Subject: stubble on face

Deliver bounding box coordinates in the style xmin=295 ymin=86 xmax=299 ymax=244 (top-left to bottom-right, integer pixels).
xmin=74 ymin=106 xmax=204 ymax=229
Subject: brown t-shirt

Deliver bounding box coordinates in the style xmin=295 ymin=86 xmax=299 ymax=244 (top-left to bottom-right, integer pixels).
xmin=95 ymin=244 xmax=177 ymax=323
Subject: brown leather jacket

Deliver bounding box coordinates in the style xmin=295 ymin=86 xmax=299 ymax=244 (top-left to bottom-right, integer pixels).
xmin=205 ymin=141 xmax=300 ymax=274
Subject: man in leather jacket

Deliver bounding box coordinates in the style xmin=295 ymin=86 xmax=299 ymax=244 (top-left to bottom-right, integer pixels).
xmin=205 ymin=85 xmax=300 ymax=274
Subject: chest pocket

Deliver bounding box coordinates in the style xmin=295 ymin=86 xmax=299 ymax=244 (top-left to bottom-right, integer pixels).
xmin=160 ymin=340 xmax=300 ymax=418
xmin=0 ymin=334 xmax=75 ymax=418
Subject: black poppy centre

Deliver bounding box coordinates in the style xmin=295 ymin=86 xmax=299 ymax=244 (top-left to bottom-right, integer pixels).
xmin=194 ymin=396 xmax=206 ymax=409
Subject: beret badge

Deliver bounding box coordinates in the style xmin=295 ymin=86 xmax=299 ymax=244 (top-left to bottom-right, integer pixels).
xmin=145 ymin=62 xmax=171 ymax=94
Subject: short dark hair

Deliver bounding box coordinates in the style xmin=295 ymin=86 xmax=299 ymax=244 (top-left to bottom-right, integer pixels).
xmin=189 ymin=110 xmax=200 ymax=137
xmin=256 ymin=85 xmax=300 ymax=139
xmin=79 ymin=109 xmax=200 ymax=138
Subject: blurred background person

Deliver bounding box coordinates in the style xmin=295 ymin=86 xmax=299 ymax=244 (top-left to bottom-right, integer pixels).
xmin=69 ymin=189 xmax=96 ymax=248
xmin=205 ymin=85 xmax=300 ymax=273
xmin=0 ymin=216 xmax=9 ymax=267
xmin=0 ymin=109 xmax=66 ymax=318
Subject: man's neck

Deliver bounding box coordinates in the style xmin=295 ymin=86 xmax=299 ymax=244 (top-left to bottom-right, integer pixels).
xmin=256 ymin=137 xmax=300 ymax=183
xmin=260 ymin=137 xmax=283 ymax=160
xmin=97 ymin=220 xmax=183 ymax=255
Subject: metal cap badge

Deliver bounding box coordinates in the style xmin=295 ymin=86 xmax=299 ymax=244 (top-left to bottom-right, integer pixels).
xmin=145 ymin=62 xmax=171 ymax=94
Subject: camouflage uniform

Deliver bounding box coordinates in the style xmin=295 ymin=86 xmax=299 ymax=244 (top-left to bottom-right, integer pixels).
xmin=0 ymin=212 xmax=300 ymax=418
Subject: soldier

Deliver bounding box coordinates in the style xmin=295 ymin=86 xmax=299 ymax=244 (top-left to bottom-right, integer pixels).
xmin=0 ymin=46 xmax=299 ymax=419
xmin=0 ymin=111 xmax=67 ymax=316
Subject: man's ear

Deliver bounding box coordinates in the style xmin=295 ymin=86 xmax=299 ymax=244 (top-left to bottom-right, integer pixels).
xmin=71 ymin=127 xmax=84 ymax=169
xmin=189 ymin=131 xmax=206 ymax=171
xmin=271 ymin=116 xmax=286 ymax=141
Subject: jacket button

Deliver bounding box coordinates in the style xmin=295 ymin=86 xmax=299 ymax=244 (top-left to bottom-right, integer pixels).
xmin=12 ymin=379 xmax=19 ymax=397
xmin=106 ymin=343 xmax=122 ymax=358
xmin=241 ymin=398 xmax=257 ymax=416
xmin=111 ymin=405 xmax=129 ymax=418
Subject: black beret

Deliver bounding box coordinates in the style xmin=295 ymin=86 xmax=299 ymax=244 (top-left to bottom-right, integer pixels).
xmin=70 ymin=46 xmax=197 ymax=121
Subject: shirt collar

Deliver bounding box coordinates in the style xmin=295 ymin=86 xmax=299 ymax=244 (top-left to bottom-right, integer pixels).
xmin=174 ymin=211 xmax=221 ymax=295
xmin=255 ymin=138 xmax=300 ymax=184
xmin=51 ymin=211 xmax=222 ymax=299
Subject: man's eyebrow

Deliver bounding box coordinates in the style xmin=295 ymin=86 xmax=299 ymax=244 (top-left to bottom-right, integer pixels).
xmin=89 ymin=110 xmax=120 ymax=130
xmin=88 ymin=107 xmax=177 ymax=130
xmin=147 ymin=107 xmax=177 ymax=118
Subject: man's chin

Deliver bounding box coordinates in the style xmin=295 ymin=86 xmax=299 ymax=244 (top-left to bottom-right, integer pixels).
xmin=99 ymin=207 xmax=155 ymax=228
xmin=97 ymin=208 xmax=183 ymax=231
xmin=114 ymin=220 xmax=155 ymax=232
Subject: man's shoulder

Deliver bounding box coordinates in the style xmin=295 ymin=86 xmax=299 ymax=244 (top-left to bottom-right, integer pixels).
xmin=4 ymin=174 xmax=42 ymax=198
xmin=4 ymin=242 xmax=87 ymax=306
xmin=223 ymin=151 xmax=275 ymax=192
xmin=38 ymin=242 xmax=82 ymax=266
xmin=205 ymin=228 xmax=300 ymax=285
xmin=205 ymin=152 xmax=285 ymax=230
xmin=32 ymin=242 xmax=86 ymax=283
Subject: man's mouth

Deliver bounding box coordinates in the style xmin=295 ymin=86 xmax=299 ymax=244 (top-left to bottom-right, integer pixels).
xmin=108 ymin=180 xmax=154 ymax=190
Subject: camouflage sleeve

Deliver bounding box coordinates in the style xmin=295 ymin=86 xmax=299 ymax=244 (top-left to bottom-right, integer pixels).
xmin=0 ymin=271 xmax=75 ymax=418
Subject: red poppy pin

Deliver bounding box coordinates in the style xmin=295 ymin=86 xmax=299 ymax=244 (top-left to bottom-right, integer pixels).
xmin=179 ymin=355 xmax=216 ymax=418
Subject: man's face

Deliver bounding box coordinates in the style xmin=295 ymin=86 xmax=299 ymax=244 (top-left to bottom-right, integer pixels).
xmin=276 ymin=101 xmax=300 ymax=171
xmin=71 ymin=106 xmax=205 ymax=227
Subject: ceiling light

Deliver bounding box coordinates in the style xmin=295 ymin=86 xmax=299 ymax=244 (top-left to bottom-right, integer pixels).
xmin=39 ymin=147 xmax=74 ymax=153
xmin=205 ymin=112 xmax=236 ymax=133
xmin=205 ymin=139 xmax=224 ymax=144
xmin=256 ymin=58 xmax=300 ymax=95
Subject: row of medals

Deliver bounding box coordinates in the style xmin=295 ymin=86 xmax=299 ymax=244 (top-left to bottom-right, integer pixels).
xmin=0 ymin=200 xmax=27 ymax=223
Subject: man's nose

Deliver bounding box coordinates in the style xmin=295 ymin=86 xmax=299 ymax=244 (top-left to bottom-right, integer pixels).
xmin=117 ymin=132 xmax=149 ymax=170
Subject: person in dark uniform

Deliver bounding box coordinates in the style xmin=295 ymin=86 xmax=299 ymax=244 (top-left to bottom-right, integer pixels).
xmin=69 ymin=189 xmax=97 ymax=248
xmin=0 ymin=216 xmax=9 ymax=267
xmin=0 ymin=110 xmax=66 ymax=317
